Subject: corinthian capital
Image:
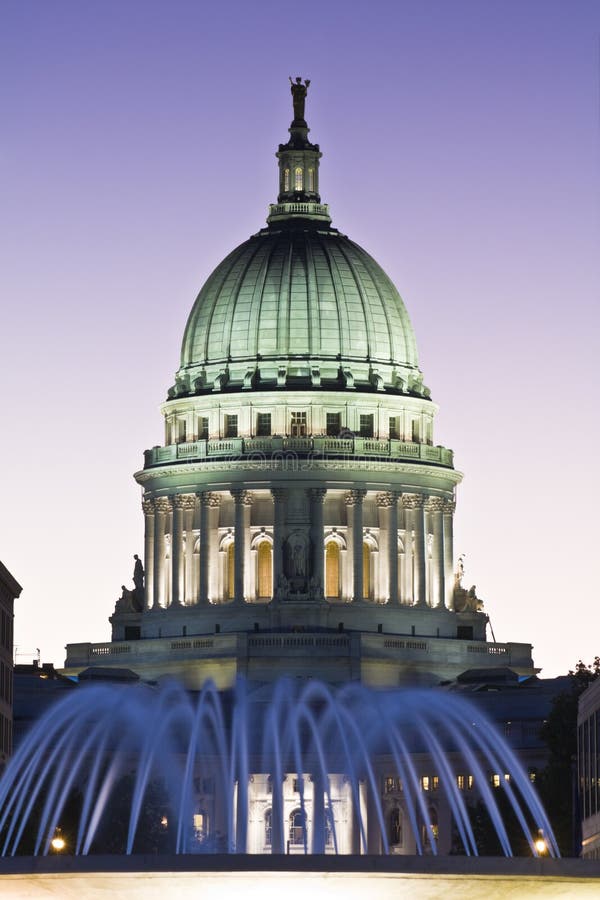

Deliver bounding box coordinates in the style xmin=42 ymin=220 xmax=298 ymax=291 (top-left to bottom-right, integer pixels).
xmin=153 ymin=497 xmax=172 ymax=515
xmin=402 ymin=493 xmax=425 ymax=509
xmin=142 ymin=498 xmax=155 ymax=516
xmin=173 ymin=493 xmax=197 ymax=511
xmin=200 ymin=491 xmax=221 ymax=508
xmin=426 ymin=496 xmax=445 ymax=513
xmin=376 ymin=491 xmax=395 ymax=508
xmin=308 ymin=488 xmax=327 ymax=503
xmin=345 ymin=489 xmax=367 ymax=506
xmin=231 ymin=489 xmax=253 ymax=506
xmin=443 ymin=498 xmax=456 ymax=515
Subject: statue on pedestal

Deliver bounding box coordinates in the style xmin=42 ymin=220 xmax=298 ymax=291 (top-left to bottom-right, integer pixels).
xmin=289 ymin=76 xmax=310 ymax=121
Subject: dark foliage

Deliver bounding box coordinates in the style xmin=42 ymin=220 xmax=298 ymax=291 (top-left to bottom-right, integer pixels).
xmin=537 ymin=657 xmax=600 ymax=856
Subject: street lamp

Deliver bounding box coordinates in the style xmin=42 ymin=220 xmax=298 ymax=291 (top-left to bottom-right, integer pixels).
xmin=50 ymin=829 xmax=66 ymax=853
xmin=534 ymin=830 xmax=547 ymax=855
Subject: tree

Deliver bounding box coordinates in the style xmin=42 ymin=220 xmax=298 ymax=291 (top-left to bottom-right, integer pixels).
xmin=537 ymin=657 xmax=600 ymax=856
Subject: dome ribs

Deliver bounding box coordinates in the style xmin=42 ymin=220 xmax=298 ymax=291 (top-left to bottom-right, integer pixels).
xmin=181 ymin=244 xmax=241 ymax=368
xmin=248 ymin=234 xmax=278 ymax=365
xmin=334 ymin=238 xmax=378 ymax=365
xmin=316 ymin=231 xmax=351 ymax=363
xmin=217 ymin=237 xmax=265 ymax=364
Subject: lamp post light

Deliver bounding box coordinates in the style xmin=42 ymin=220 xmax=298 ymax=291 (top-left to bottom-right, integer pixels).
xmin=50 ymin=829 xmax=66 ymax=853
xmin=534 ymin=830 xmax=547 ymax=856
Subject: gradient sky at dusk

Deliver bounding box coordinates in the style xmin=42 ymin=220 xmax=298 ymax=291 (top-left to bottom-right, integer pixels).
xmin=1 ymin=0 xmax=598 ymax=676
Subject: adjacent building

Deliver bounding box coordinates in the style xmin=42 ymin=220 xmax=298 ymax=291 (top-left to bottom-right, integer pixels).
xmin=0 ymin=561 xmax=21 ymax=768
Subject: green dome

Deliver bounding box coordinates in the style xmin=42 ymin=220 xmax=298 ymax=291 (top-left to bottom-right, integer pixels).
xmin=174 ymin=222 xmax=426 ymax=397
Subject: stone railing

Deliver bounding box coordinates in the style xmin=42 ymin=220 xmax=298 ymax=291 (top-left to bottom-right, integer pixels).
xmin=144 ymin=437 xmax=454 ymax=469
xmin=65 ymin=633 xmax=533 ymax=672
xmin=267 ymin=201 xmax=331 ymax=221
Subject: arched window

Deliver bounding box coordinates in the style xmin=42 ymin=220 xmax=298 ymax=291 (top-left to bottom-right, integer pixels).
xmin=283 ymin=168 xmax=290 ymax=191
xmin=308 ymin=168 xmax=314 ymax=191
xmin=389 ymin=807 xmax=402 ymax=846
xmin=363 ymin=542 xmax=371 ymax=599
xmin=264 ymin=809 xmax=272 ymax=847
xmin=257 ymin=541 xmax=273 ymax=598
xmin=227 ymin=543 xmax=235 ymax=600
xmin=325 ymin=806 xmax=334 ymax=847
xmin=294 ymin=167 xmax=303 ymax=191
xmin=325 ymin=542 xmax=340 ymax=599
xmin=289 ymin=808 xmax=306 ymax=846
xmin=421 ymin=806 xmax=438 ymax=849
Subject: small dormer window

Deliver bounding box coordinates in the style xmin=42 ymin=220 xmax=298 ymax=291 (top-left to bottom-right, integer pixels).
xmin=294 ymin=167 xmax=303 ymax=191
xmin=283 ymin=168 xmax=290 ymax=192
xmin=307 ymin=168 xmax=314 ymax=192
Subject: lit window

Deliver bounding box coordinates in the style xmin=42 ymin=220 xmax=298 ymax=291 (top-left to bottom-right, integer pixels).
xmin=199 ymin=417 xmax=209 ymax=440
xmin=326 ymin=412 xmax=341 ymax=436
xmin=529 ymin=770 xmax=537 ymax=784
xmin=256 ymin=413 xmax=271 ymax=436
xmin=467 ymin=775 xmax=474 ymax=790
xmin=504 ymin=773 xmax=511 ymax=782
xmin=432 ymin=776 xmax=439 ymax=791
xmin=384 ymin=776 xmax=403 ymax=793
xmin=456 ymin=775 xmax=465 ymax=790
xmin=363 ymin=542 xmax=371 ymax=598
xmin=290 ymin=411 xmax=307 ymax=437
xmin=193 ymin=812 xmax=208 ymax=842
xmin=257 ymin=542 xmax=272 ymax=598
xmin=389 ymin=416 xmax=399 ymax=439
xmin=283 ymin=168 xmax=290 ymax=191
xmin=359 ymin=414 xmax=374 ymax=437
xmin=308 ymin=168 xmax=314 ymax=191
xmin=225 ymin=414 xmax=238 ymax=438
xmin=294 ymin=167 xmax=303 ymax=191
xmin=491 ymin=774 xmax=501 ymax=788
xmin=227 ymin=543 xmax=235 ymax=600
xmin=325 ymin=542 xmax=341 ymax=599
xmin=421 ymin=776 xmax=430 ymax=792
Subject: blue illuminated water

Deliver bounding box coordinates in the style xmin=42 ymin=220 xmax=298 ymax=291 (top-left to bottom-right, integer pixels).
xmin=0 ymin=678 xmax=559 ymax=858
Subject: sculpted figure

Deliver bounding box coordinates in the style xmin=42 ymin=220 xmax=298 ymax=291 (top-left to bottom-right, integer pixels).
xmin=133 ymin=554 xmax=144 ymax=593
xmin=289 ymin=76 xmax=310 ymax=121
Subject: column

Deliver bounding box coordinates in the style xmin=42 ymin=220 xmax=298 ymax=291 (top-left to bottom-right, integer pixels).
xmin=404 ymin=494 xmax=426 ymax=607
xmin=428 ymin=497 xmax=445 ymax=608
xmin=271 ymin=488 xmax=286 ymax=599
xmin=348 ymin=489 xmax=367 ymax=602
xmin=207 ymin=493 xmax=221 ymax=602
xmin=142 ymin=499 xmax=155 ymax=611
xmin=376 ymin=492 xmax=396 ymax=603
xmin=153 ymin=497 xmax=171 ymax=609
xmin=198 ymin=492 xmax=211 ymax=605
xmin=171 ymin=495 xmax=187 ymax=606
xmin=243 ymin=493 xmax=253 ymax=601
xmin=311 ymin=773 xmax=326 ymax=854
xmin=308 ymin=488 xmax=327 ymax=598
xmin=344 ymin=492 xmax=355 ymax=603
xmin=183 ymin=496 xmax=196 ymax=605
xmin=231 ymin=490 xmax=252 ymax=603
xmin=443 ymin=498 xmax=456 ymax=610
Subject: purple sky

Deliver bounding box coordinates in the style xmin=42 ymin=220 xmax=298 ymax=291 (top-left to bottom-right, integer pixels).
xmin=1 ymin=0 xmax=598 ymax=676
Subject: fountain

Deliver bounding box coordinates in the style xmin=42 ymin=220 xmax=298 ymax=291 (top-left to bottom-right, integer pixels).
xmin=0 ymin=677 xmax=558 ymax=860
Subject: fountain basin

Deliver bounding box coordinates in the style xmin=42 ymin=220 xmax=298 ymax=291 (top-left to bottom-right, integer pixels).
xmin=1 ymin=855 xmax=600 ymax=899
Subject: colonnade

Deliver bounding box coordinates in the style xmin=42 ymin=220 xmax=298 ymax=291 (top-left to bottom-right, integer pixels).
xmin=141 ymin=489 xmax=455 ymax=611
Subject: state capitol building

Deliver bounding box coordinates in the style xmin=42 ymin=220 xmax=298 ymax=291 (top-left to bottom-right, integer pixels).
xmin=64 ymin=81 xmax=535 ymax=690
